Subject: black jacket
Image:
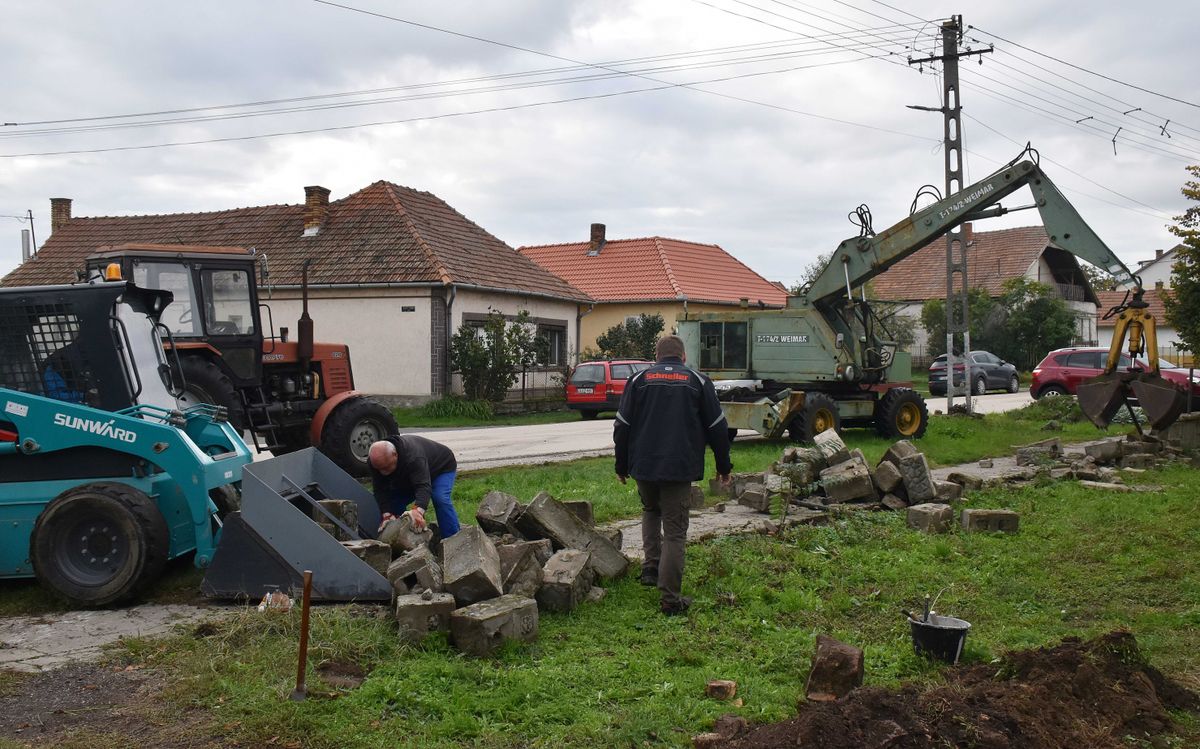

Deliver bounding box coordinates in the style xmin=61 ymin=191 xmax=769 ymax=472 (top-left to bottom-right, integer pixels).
xmin=613 ymin=356 xmax=733 ymax=482
xmin=370 ymin=434 xmax=457 ymax=510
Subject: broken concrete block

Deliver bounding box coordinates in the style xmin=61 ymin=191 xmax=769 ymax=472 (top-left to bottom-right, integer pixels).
xmin=515 ymin=492 xmax=629 ymax=579
xmin=563 ymin=500 xmax=595 ymax=526
xmin=813 ymin=429 xmax=850 ymax=466
xmin=585 ymin=586 xmax=607 ymax=604
xmin=537 ymin=549 xmax=594 ymax=613
xmin=705 ymin=680 xmax=737 ymax=700
xmin=449 ymin=594 xmax=539 ymax=657
xmin=946 ymin=471 xmax=984 ymax=491
xmin=598 ymin=527 xmax=622 ymax=550
xmin=737 ymin=482 xmax=771 ymax=512
xmin=898 ymin=453 xmax=935 ymax=503
xmin=934 ymin=479 xmax=963 ymax=502
xmin=1120 ymin=453 xmax=1154 ymax=469
xmin=1015 ymin=437 xmax=1062 ymax=466
xmin=340 ymin=539 xmax=391 ymax=576
xmin=763 ymin=473 xmax=791 ymax=496
xmin=873 ymin=460 xmax=902 ymax=494
xmin=960 ymin=508 xmax=1019 ymax=533
xmin=386 ymin=545 xmax=443 ymax=595
xmin=395 ymin=592 xmax=456 ymax=643
xmin=730 ymin=471 xmax=762 ymax=498
xmin=820 ymin=458 xmax=877 ymax=503
xmin=805 ymin=634 xmax=864 ymax=702
xmin=476 ymin=491 xmax=523 ymax=534
xmin=497 ymin=543 xmax=544 ymax=599
xmin=906 ymin=503 xmax=953 ymax=534
xmin=880 ymin=440 xmax=920 ymax=467
xmin=1072 ymin=464 xmax=1102 ymax=481
xmin=880 ymin=494 xmax=907 ymax=511
xmin=316 ymin=499 xmax=359 ymax=541
xmin=1078 ymin=480 xmax=1136 ymax=493
xmin=686 ymin=486 xmax=706 ymax=509
xmin=777 ymin=459 xmax=818 ymax=489
xmin=378 ymin=513 xmax=433 ymax=556
xmin=441 ymin=525 xmax=503 ymax=606
xmin=978 ymin=458 xmax=994 ymax=469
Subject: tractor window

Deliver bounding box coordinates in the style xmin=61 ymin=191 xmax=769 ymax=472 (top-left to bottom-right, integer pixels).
xmin=699 ymin=322 xmax=748 ymax=370
xmin=202 ymin=270 xmax=255 ymax=336
xmin=133 ymin=262 xmax=200 ymax=337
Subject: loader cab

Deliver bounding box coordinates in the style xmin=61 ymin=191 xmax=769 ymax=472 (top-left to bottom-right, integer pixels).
xmin=86 ymin=245 xmax=264 ymax=389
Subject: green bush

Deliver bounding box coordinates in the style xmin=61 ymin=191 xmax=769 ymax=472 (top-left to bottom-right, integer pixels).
xmin=1010 ymin=395 xmax=1086 ymax=423
xmin=418 ymin=396 xmax=494 ymax=421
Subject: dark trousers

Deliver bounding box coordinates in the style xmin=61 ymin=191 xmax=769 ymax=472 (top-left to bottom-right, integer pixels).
xmin=636 ymin=480 xmax=691 ymax=608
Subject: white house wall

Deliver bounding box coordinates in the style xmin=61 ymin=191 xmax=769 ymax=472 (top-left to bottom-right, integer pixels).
xmin=263 ymin=288 xmax=432 ymax=397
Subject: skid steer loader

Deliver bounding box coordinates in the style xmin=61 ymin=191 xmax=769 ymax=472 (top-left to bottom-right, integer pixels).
xmin=0 ymin=269 xmax=390 ymax=606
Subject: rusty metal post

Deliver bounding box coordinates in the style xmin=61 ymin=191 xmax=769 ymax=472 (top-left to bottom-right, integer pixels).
xmin=290 ymin=570 xmax=314 ymax=702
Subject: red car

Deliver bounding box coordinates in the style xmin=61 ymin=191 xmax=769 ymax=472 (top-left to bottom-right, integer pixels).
xmin=566 ymin=359 xmax=652 ymax=419
xmin=1031 ymin=347 xmax=1200 ymax=400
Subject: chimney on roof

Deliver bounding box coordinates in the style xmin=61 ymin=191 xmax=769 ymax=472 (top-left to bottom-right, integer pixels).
xmin=50 ymin=197 xmax=72 ymax=234
xmin=962 ymin=221 xmax=973 ymax=246
xmin=303 ymin=185 xmax=330 ymax=237
xmin=587 ymin=223 xmax=606 ymax=256
xmin=1156 ymin=280 xmax=1164 ymax=290
xmin=1156 ymin=249 xmax=1164 ymax=259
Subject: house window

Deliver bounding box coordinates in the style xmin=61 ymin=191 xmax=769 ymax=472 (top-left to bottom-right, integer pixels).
xmin=699 ymin=321 xmax=748 ymax=370
xmin=539 ymin=325 xmax=567 ymax=366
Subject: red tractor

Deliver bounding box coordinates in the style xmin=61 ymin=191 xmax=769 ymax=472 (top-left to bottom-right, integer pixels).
xmin=86 ymin=244 xmax=397 ymax=475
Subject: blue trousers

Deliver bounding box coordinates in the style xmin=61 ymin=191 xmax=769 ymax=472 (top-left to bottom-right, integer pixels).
xmin=387 ymin=471 xmax=460 ymax=537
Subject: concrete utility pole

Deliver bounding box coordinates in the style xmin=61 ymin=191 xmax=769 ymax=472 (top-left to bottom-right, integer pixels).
xmin=909 ymin=16 xmax=990 ymax=414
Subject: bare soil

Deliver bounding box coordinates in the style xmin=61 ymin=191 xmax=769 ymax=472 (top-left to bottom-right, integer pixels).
xmin=721 ymin=631 xmax=1198 ymax=749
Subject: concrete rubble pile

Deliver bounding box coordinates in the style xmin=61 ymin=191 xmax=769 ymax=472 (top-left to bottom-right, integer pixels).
xmin=315 ymin=490 xmax=629 ymax=656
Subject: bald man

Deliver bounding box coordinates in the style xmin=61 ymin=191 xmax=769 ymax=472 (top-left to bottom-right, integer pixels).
xmin=368 ymin=434 xmax=460 ymax=537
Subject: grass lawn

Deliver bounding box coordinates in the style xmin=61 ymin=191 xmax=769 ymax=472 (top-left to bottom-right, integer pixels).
xmin=392 ymin=406 xmax=578 ymax=429
xmin=80 ymin=462 xmax=1200 ymax=748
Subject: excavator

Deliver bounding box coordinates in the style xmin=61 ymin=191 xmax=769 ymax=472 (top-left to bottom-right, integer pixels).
xmin=678 ymin=148 xmax=1186 ymax=439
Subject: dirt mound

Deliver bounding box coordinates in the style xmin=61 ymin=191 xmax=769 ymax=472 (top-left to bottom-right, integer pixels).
xmin=723 ymin=631 xmax=1197 ymax=749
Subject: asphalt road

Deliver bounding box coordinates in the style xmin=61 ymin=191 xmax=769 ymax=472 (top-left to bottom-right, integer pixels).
xmin=413 ymin=390 xmax=1036 ymax=471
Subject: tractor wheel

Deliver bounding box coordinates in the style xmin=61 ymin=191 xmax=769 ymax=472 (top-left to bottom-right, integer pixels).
xmin=30 ymin=482 xmax=169 ymax=607
xmin=176 ymin=356 xmax=247 ymax=431
xmin=787 ymin=393 xmax=840 ymax=443
xmin=320 ymin=397 xmax=399 ymax=476
xmin=209 ymin=485 xmax=241 ymax=517
xmin=874 ymin=388 xmax=929 ymax=439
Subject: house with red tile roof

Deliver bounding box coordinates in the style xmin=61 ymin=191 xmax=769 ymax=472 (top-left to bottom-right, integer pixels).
xmin=869 ymin=224 xmax=1102 ymax=353
xmin=518 ymin=224 xmax=788 ymax=352
xmin=2 ymin=184 xmax=590 ymax=402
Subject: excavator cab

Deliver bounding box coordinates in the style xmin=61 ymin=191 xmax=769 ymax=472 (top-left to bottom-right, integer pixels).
xmin=1077 ymin=289 xmax=1188 ymax=432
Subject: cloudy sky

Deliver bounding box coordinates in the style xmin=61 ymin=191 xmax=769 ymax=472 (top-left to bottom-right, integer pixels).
xmin=1 ymin=1 xmax=1197 ymax=286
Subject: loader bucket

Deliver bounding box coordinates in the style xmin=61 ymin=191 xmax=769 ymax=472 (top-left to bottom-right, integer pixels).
xmin=201 ymin=448 xmax=391 ymax=602
xmin=1077 ymin=372 xmax=1187 ymax=431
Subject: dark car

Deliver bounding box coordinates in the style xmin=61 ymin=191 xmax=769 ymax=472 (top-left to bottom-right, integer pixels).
xmin=566 ymin=359 xmax=653 ymax=419
xmin=1031 ymin=347 xmax=1200 ymax=400
xmin=929 ymin=350 xmax=1020 ymax=396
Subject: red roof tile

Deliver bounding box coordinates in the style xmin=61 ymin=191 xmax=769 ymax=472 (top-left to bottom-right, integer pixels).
xmin=2 ymin=182 xmax=588 ymax=301
xmin=1096 ymin=288 xmax=1171 ymax=327
xmin=871 ymin=225 xmax=1054 ymax=301
xmin=518 ymin=236 xmax=788 ymax=307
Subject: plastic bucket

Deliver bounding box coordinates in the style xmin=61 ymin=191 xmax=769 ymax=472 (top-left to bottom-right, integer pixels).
xmin=910 ymin=614 xmax=971 ymax=664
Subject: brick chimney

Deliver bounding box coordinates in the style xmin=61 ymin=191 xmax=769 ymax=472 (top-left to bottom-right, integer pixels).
xmin=1156 ymin=280 xmax=1165 ymax=290
xmin=303 ymin=185 xmax=330 ymax=236
xmin=1156 ymin=249 xmax=1164 ymax=259
xmin=50 ymin=198 xmax=72 ymax=234
xmin=587 ymin=223 xmax=606 ymax=255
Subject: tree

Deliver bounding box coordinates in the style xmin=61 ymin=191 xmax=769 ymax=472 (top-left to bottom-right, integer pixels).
xmin=919 ymin=288 xmax=998 ymax=358
xmin=991 ymin=278 xmax=1078 ymax=370
xmin=1163 ymin=165 xmax=1200 ymax=354
xmin=595 ymin=313 xmax=665 ymax=359
xmin=789 ymin=251 xmax=832 ymax=295
xmin=449 ymin=309 xmax=542 ymax=402
xmin=1080 ymin=262 xmax=1118 ymax=292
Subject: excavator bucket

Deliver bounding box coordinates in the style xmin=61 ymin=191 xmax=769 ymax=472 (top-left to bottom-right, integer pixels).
xmin=201 ymin=448 xmax=391 ymax=602
xmin=1077 ymin=372 xmax=1187 ymax=431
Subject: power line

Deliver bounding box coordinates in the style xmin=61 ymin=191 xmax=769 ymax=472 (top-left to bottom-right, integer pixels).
xmin=969 ymin=24 xmax=1200 ymax=110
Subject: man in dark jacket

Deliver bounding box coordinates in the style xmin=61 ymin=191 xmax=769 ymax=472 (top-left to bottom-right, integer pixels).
xmin=614 ymin=335 xmax=732 ymax=615
xmin=368 ymin=435 xmax=460 ymax=537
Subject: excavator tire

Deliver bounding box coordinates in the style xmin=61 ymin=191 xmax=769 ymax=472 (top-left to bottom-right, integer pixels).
xmin=320 ymin=396 xmax=400 ymax=477
xmin=788 ymin=392 xmax=841 ymax=443
xmin=874 ymin=388 xmax=929 ymax=439
xmin=31 ymin=482 xmax=169 ymax=607
xmin=177 ymin=355 xmax=248 ymax=431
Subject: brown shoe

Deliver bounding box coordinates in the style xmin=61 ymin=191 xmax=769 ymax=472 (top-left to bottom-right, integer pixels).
xmin=661 ymin=596 xmax=692 ymax=616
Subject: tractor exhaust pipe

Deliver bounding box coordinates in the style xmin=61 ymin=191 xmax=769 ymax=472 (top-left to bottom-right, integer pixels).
xmin=298 ymin=260 xmax=314 ymax=369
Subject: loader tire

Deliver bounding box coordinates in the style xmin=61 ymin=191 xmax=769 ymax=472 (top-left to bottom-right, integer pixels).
xmin=874 ymin=388 xmax=928 ymax=439
xmin=177 ymin=356 xmax=247 ymax=431
xmin=787 ymin=393 xmax=840 ymax=443
xmin=31 ymin=482 xmax=169 ymax=607
xmin=320 ymin=396 xmax=399 ymax=477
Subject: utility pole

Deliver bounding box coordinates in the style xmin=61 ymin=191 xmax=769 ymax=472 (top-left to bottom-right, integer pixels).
xmin=908 ymin=16 xmax=990 ymax=414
